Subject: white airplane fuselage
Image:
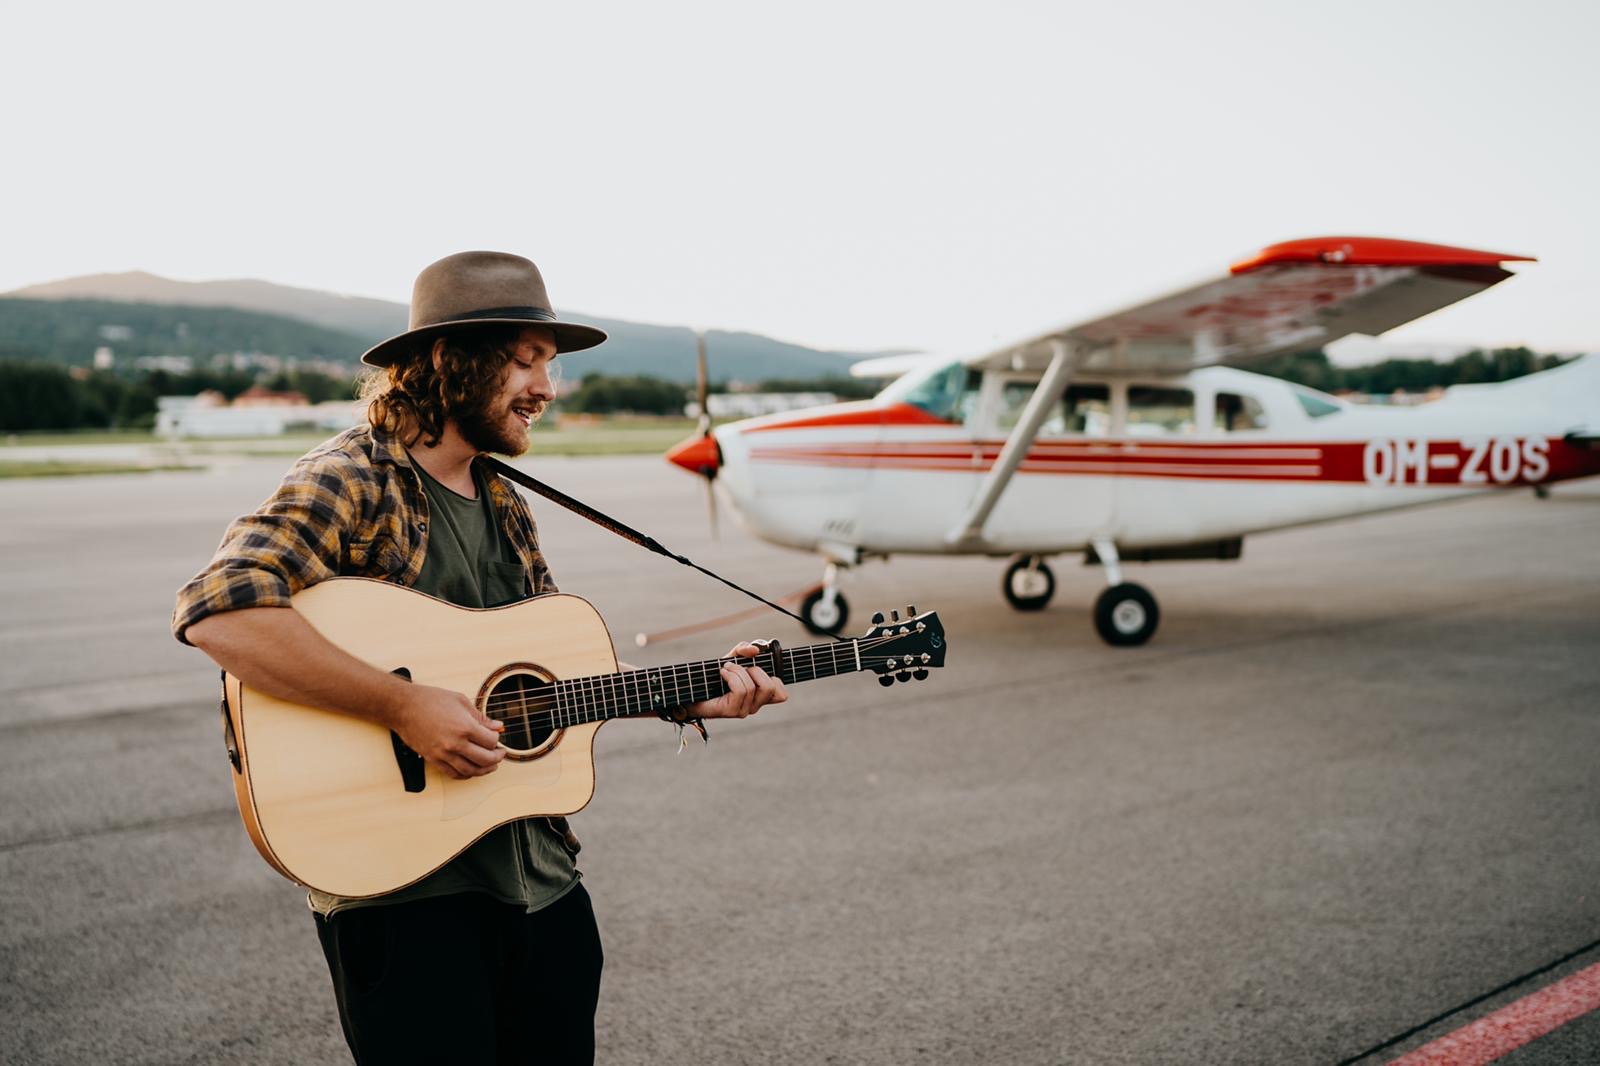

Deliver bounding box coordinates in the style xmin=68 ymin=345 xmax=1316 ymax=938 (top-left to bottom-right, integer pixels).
xmin=692 ymin=357 xmax=1600 ymax=562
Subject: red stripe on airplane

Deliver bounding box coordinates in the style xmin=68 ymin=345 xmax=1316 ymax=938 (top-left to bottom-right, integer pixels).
xmin=740 ymin=403 xmax=951 ymax=433
xmin=746 ymin=438 xmax=1600 ymax=486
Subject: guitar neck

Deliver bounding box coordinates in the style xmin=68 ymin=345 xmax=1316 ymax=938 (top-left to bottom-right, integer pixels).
xmin=551 ymin=640 xmax=866 ymax=725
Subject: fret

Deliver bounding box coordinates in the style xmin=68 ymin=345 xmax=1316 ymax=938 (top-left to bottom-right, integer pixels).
xmin=540 ymin=637 xmax=879 ymax=727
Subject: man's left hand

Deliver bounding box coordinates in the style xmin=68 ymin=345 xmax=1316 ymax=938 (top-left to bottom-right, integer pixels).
xmin=687 ymin=641 xmax=788 ymax=719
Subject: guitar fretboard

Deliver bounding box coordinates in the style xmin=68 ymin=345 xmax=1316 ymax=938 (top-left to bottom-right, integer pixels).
xmin=548 ymin=639 xmax=864 ymax=727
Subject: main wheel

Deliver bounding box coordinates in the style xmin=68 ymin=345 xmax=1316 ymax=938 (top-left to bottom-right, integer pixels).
xmin=800 ymin=588 xmax=849 ymax=635
xmin=1002 ymin=557 xmax=1055 ymax=611
xmin=1093 ymin=583 xmax=1159 ymax=646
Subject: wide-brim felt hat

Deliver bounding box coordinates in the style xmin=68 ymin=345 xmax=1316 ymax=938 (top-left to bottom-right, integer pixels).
xmin=360 ymin=250 xmax=608 ymax=367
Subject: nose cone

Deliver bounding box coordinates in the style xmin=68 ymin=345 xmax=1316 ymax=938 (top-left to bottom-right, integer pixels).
xmin=666 ymin=433 xmax=721 ymax=476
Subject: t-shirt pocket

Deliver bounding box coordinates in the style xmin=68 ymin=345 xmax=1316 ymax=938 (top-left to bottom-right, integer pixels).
xmin=484 ymin=560 xmax=530 ymax=608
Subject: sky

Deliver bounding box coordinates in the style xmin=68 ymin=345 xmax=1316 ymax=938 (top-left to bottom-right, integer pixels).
xmin=5 ymin=0 xmax=1597 ymax=361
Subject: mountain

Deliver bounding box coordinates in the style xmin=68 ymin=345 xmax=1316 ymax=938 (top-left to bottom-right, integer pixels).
xmin=0 ymin=298 xmax=369 ymax=368
xmin=11 ymin=271 xmax=407 ymax=340
xmin=4 ymin=271 xmax=900 ymax=383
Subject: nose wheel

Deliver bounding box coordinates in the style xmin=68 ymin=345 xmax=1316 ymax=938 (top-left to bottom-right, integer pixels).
xmin=800 ymin=562 xmax=849 ymax=635
xmin=799 ymin=587 xmax=849 ymax=635
xmin=1002 ymin=556 xmax=1055 ymax=611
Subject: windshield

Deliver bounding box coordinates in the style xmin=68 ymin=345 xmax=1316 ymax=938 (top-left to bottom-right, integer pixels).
xmin=880 ymin=360 xmax=980 ymax=422
xmin=1292 ymin=385 xmax=1344 ymax=419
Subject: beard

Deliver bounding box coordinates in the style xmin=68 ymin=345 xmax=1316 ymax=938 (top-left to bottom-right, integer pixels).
xmin=455 ymin=395 xmax=546 ymax=457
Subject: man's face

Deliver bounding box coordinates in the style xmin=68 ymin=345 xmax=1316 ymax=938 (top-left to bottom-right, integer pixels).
xmin=453 ymin=325 xmax=558 ymax=456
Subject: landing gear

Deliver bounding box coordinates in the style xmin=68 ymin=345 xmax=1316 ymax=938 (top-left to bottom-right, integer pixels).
xmin=799 ymin=563 xmax=849 ymax=635
xmin=1089 ymin=537 xmax=1159 ymax=646
xmin=1002 ymin=556 xmax=1055 ymax=611
xmin=1093 ymin=583 xmax=1159 ymax=646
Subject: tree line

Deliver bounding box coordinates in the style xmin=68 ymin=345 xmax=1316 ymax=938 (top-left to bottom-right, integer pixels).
xmin=1253 ymin=346 xmax=1570 ymax=394
xmin=0 ymin=364 xmax=355 ymax=432
xmin=0 ymin=349 xmax=1579 ymax=433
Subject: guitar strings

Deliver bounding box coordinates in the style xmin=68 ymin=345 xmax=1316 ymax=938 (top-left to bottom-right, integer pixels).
xmin=475 ymin=634 xmax=914 ymax=713
xmin=473 ymin=636 xmax=930 ymax=732
xmin=479 ymin=653 xmax=918 ymax=720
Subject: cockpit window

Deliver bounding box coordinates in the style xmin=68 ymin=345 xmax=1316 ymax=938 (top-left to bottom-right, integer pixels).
xmin=1215 ymin=391 xmax=1269 ymax=432
xmin=997 ymin=381 xmax=1112 ymax=437
xmin=1127 ymin=386 xmax=1195 ymax=436
xmin=895 ymin=361 xmax=982 ymax=423
xmin=1062 ymin=385 xmax=1112 ymax=436
xmin=1292 ymin=386 xmax=1343 ymax=419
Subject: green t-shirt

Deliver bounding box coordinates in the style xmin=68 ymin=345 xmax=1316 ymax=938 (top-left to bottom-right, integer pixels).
xmin=309 ymin=458 xmax=580 ymax=917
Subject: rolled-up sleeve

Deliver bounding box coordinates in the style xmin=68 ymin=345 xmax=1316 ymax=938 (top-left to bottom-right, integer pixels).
xmin=172 ymin=457 xmax=358 ymax=644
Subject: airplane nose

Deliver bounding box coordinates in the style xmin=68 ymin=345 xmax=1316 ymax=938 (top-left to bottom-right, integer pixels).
xmin=666 ymin=434 xmax=722 ymax=476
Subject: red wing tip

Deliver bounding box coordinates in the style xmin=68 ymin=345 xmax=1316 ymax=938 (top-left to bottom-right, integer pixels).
xmin=1230 ymin=237 xmax=1536 ymax=274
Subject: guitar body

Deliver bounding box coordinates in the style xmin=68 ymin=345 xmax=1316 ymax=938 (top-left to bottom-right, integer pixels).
xmin=226 ymin=579 xmax=616 ymax=899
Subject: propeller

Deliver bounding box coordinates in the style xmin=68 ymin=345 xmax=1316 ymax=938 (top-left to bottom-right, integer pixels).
xmin=664 ymin=329 xmax=725 ymax=537
xmin=693 ymin=329 xmax=718 ymax=539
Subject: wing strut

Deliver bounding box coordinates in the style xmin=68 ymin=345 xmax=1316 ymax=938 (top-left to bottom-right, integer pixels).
xmin=946 ymin=340 xmax=1078 ymax=551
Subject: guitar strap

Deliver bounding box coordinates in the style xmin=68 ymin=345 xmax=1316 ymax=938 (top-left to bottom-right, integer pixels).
xmin=483 ymin=456 xmax=843 ymax=640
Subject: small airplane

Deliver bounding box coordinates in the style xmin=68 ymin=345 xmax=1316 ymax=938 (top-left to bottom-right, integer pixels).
xmin=666 ymin=236 xmax=1600 ymax=646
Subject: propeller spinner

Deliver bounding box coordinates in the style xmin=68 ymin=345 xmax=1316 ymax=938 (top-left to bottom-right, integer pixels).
xmin=663 ymin=329 xmax=722 ymax=537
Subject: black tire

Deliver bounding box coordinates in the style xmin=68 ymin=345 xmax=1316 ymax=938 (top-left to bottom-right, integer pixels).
xmin=799 ymin=588 xmax=849 ymax=636
xmin=1002 ymin=558 xmax=1055 ymax=611
xmin=1093 ymin=583 xmax=1159 ymax=646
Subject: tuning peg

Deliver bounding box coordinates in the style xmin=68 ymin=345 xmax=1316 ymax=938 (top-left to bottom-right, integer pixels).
xmin=913 ymin=669 xmax=929 ymax=681
xmin=890 ymin=609 xmax=900 ymax=622
xmin=907 ymin=605 xmax=917 ymax=617
xmin=871 ymin=611 xmax=885 ymax=626
xmin=896 ymin=671 xmax=911 ymax=683
xmin=878 ymin=674 xmax=894 ymax=688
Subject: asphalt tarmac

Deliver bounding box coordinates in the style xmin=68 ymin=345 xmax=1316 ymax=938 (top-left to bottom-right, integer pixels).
xmin=2 ymin=454 xmax=1597 ymax=1065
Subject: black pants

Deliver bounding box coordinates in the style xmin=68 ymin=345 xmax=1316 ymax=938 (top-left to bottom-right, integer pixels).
xmin=313 ymin=884 xmax=603 ymax=1065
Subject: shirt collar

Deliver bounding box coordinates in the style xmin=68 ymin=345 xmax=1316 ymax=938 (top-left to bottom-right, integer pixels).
xmin=367 ymin=422 xmax=416 ymax=470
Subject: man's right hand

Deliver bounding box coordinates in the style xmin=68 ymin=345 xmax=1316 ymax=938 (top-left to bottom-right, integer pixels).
xmin=391 ymin=684 xmax=506 ymax=779
xmin=188 ymin=606 xmax=507 ymax=780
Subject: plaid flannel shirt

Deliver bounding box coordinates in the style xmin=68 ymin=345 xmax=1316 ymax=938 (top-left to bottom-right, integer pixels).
xmin=173 ymin=423 xmax=558 ymax=643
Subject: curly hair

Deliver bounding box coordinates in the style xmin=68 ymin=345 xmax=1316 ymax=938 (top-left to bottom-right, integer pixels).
xmin=358 ymin=325 xmax=526 ymax=447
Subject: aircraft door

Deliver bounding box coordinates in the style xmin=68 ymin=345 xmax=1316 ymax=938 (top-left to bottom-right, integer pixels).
xmin=981 ymin=378 xmax=1117 ymax=551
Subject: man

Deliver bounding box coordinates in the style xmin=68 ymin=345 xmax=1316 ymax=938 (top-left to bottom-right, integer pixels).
xmin=173 ymin=251 xmax=787 ymax=1064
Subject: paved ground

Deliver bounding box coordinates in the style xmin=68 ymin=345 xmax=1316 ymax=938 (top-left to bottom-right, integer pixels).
xmin=1 ymin=455 xmax=1597 ymax=1065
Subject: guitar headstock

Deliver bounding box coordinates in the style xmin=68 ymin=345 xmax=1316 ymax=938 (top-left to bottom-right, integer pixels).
xmin=859 ymin=606 xmax=947 ymax=686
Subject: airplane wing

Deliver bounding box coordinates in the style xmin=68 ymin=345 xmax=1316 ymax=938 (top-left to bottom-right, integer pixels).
xmin=848 ymin=352 xmax=951 ymax=380
xmin=967 ymin=237 xmax=1534 ymax=373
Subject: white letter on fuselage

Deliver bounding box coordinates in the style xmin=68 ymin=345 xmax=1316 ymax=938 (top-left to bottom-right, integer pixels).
xmin=1397 ymin=439 xmax=1428 ymax=484
xmin=1363 ymin=440 xmax=1394 ymax=485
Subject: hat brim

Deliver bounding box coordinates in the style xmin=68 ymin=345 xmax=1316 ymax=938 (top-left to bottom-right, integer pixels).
xmin=360 ymin=317 xmax=609 ymax=368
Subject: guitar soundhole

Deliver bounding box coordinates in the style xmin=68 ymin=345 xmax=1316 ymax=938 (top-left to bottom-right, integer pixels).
xmin=478 ymin=665 xmax=560 ymax=761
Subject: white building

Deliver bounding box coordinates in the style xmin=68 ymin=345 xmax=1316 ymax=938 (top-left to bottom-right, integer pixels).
xmin=686 ymin=393 xmax=837 ymax=419
xmin=156 ymin=396 xmax=364 ymax=438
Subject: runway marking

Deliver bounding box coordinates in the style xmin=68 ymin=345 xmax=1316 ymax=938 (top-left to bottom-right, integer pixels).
xmin=1387 ymin=961 xmax=1600 ymax=1065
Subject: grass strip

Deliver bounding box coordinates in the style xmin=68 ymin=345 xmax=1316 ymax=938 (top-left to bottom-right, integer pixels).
xmin=0 ymin=461 xmax=196 ymax=479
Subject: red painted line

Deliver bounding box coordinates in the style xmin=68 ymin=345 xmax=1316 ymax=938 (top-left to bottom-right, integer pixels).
xmin=1387 ymin=961 xmax=1600 ymax=1066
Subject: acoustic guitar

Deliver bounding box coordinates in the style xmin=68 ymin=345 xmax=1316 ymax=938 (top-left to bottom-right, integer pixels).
xmin=219 ymin=578 xmax=948 ymax=898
